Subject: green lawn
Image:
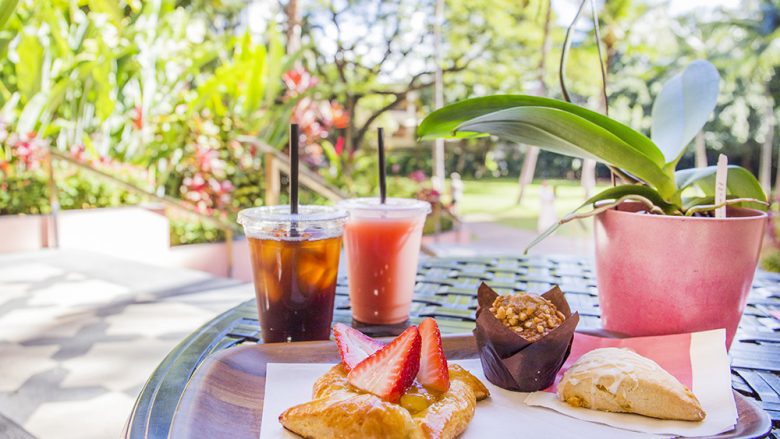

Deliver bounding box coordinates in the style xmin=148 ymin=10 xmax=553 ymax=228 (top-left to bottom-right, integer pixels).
xmin=458 ymin=178 xmax=607 ymax=235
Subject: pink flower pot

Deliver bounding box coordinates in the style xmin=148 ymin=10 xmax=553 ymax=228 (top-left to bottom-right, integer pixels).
xmin=594 ymin=203 xmax=767 ymax=348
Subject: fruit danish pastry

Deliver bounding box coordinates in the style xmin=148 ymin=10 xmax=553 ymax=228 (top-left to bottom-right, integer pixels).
xmin=279 ymin=319 xmax=489 ymax=439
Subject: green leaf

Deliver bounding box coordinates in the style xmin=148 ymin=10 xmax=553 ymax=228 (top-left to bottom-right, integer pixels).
xmin=524 ymin=184 xmax=681 ymax=253
xmin=675 ymin=165 xmax=767 ymax=211
xmin=88 ymin=0 xmax=123 ymax=27
xmin=651 ymin=60 xmax=720 ymax=164
xmin=0 ymin=0 xmax=19 ymax=30
xmin=418 ymin=94 xmax=664 ymax=165
xmin=264 ymin=26 xmax=285 ymax=106
xmin=680 ymin=195 xmax=761 ymax=212
xmin=320 ymin=140 xmax=341 ymax=175
xmin=244 ymin=41 xmax=267 ymax=118
xmin=17 ymin=92 xmax=47 ymax=133
xmin=581 ymin=184 xmax=680 ymax=215
xmin=455 ymin=106 xmax=677 ymax=199
xmin=15 ymin=32 xmax=44 ymax=102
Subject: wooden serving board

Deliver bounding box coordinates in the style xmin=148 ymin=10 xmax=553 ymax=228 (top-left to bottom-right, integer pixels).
xmin=170 ymin=335 xmax=771 ymax=439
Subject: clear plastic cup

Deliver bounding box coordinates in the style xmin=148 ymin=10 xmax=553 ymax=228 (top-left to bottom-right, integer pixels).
xmin=237 ymin=205 xmax=347 ymax=342
xmin=337 ymin=198 xmax=431 ymax=324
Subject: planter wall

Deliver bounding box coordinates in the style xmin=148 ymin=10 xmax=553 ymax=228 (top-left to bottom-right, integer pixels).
xmin=167 ymin=238 xmax=252 ymax=282
xmin=0 ymin=214 xmax=51 ymax=252
xmin=0 ymin=207 xmax=170 ymax=265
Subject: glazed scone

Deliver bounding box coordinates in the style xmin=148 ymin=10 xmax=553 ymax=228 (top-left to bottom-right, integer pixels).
xmin=557 ymin=348 xmax=705 ymax=421
xmin=279 ymin=364 xmax=489 ymax=439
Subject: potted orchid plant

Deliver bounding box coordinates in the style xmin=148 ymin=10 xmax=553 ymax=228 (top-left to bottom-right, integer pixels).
xmin=418 ymin=58 xmax=768 ymax=348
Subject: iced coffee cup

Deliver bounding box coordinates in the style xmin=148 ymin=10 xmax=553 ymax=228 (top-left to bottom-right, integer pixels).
xmin=237 ymin=205 xmax=347 ymax=342
xmin=338 ymin=198 xmax=431 ymax=324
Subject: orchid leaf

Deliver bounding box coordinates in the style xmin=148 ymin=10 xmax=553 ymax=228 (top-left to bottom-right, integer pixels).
xmin=418 ymin=95 xmax=664 ymax=165
xmin=683 ymin=196 xmax=769 ymax=215
xmin=578 ymin=184 xmax=680 ymax=215
xmin=675 ymin=165 xmax=767 ymax=211
xmin=523 ymin=184 xmax=680 ymax=253
xmin=651 ymin=60 xmax=720 ymax=164
xmin=454 ymin=106 xmax=677 ymax=199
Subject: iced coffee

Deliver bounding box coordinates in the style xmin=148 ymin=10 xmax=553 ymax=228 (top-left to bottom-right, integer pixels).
xmin=238 ymin=205 xmax=347 ymax=342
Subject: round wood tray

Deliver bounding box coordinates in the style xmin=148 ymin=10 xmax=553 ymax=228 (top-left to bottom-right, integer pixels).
xmin=170 ymin=335 xmax=771 ymax=439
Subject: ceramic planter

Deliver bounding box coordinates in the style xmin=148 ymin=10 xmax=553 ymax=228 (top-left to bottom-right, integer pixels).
xmin=594 ymin=203 xmax=767 ymax=348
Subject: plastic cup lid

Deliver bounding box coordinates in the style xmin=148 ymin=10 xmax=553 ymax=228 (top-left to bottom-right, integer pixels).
xmin=337 ymin=197 xmax=432 ymax=216
xmin=237 ymin=205 xmax=347 ymax=226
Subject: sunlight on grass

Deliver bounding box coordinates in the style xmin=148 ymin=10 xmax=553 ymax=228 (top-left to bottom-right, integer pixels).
xmin=458 ymin=178 xmax=608 ymax=236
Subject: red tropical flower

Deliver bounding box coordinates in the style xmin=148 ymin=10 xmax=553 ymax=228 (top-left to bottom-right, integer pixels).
xmin=131 ymin=105 xmax=143 ymax=130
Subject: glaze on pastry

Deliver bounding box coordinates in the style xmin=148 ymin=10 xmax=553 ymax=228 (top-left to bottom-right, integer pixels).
xmin=557 ymin=347 xmax=705 ymax=421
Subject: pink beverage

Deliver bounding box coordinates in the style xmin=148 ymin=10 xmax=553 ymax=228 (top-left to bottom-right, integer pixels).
xmin=338 ymin=198 xmax=431 ymax=324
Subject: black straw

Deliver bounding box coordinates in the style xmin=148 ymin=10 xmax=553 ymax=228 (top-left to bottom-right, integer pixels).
xmin=290 ymin=124 xmax=299 ymax=214
xmin=378 ymin=127 xmax=387 ymax=204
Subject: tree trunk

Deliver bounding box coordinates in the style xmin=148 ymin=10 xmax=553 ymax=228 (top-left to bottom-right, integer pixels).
xmin=431 ymin=0 xmax=445 ymax=191
xmin=765 ymin=106 xmax=778 ymax=198
xmin=694 ymin=131 xmax=708 ymax=167
xmin=760 ymin=92 xmax=775 ymax=195
xmin=516 ymin=0 xmax=551 ymax=204
xmin=344 ymin=95 xmax=357 ymax=154
xmin=285 ymin=0 xmax=300 ymax=53
xmin=581 ymin=159 xmax=597 ymax=198
xmin=516 ymin=146 xmax=540 ymax=204
xmin=760 ymin=131 xmax=773 ymax=195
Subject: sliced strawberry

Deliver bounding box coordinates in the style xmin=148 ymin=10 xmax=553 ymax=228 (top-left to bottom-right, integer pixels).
xmin=347 ymin=326 xmax=421 ymax=402
xmin=332 ymin=323 xmax=384 ymax=371
xmin=417 ymin=318 xmax=450 ymax=392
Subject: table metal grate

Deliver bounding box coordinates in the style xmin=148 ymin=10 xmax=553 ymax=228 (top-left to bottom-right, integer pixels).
xmin=125 ymin=256 xmax=780 ymax=438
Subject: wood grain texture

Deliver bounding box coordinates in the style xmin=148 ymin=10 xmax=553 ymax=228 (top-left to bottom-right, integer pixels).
xmin=170 ymin=334 xmax=770 ymax=439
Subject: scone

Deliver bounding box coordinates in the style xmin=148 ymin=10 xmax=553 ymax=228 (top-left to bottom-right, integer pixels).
xmin=557 ymin=347 xmax=705 ymax=421
xmin=279 ymin=320 xmax=490 ymax=439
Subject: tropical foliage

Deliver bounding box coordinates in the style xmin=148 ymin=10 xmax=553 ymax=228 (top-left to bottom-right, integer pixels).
xmin=0 ymin=0 xmax=777 ymax=246
xmin=0 ymin=1 xmax=357 ymax=230
xmin=419 ymin=59 xmax=769 ymax=249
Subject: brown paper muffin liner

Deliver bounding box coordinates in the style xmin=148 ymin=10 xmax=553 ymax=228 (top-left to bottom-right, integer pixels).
xmin=474 ymin=282 xmax=579 ymax=392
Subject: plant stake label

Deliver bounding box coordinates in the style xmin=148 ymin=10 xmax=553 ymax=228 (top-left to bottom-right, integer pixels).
xmin=715 ymin=154 xmax=728 ymax=218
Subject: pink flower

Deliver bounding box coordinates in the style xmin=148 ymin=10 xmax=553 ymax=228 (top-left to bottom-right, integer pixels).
xmin=70 ymin=144 xmax=86 ymax=161
xmin=9 ymin=132 xmax=45 ymax=169
xmin=131 ymin=105 xmax=143 ymax=130
xmin=283 ymin=67 xmax=318 ymax=95
xmin=409 ymin=170 xmax=427 ymax=183
xmin=417 ymin=188 xmax=441 ymax=203
xmin=194 ymin=144 xmax=224 ymax=174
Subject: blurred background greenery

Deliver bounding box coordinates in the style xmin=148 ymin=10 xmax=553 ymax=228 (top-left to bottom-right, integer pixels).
xmin=0 ymin=0 xmax=777 ymax=247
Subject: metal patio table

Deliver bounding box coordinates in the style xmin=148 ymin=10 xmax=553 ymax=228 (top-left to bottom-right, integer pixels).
xmin=125 ymin=255 xmax=780 ymax=438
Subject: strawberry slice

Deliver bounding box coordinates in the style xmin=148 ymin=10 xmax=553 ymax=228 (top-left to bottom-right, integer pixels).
xmin=417 ymin=318 xmax=450 ymax=392
xmin=347 ymin=326 xmax=421 ymax=402
xmin=332 ymin=323 xmax=384 ymax=371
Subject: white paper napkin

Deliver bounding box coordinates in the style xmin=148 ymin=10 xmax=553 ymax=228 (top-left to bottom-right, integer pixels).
xmin=524 ymin=329 xmax=737 ymax=437
xmin=260 ymin=359 xmax=664 ymax=439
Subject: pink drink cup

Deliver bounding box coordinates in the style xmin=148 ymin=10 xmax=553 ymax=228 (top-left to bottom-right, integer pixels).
xmin=339 ymin=198 xmax=431 ymax=324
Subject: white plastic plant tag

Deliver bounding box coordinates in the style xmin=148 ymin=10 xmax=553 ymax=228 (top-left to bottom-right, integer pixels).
xmin=715 ymin=154 xmax=728 ymax=218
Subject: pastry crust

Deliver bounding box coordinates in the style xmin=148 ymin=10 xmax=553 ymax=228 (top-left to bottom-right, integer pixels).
xmin=557 ymin=348 xmax=705 ymax=421
xmin=279 ymin=364 xmax=488 ymax=438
